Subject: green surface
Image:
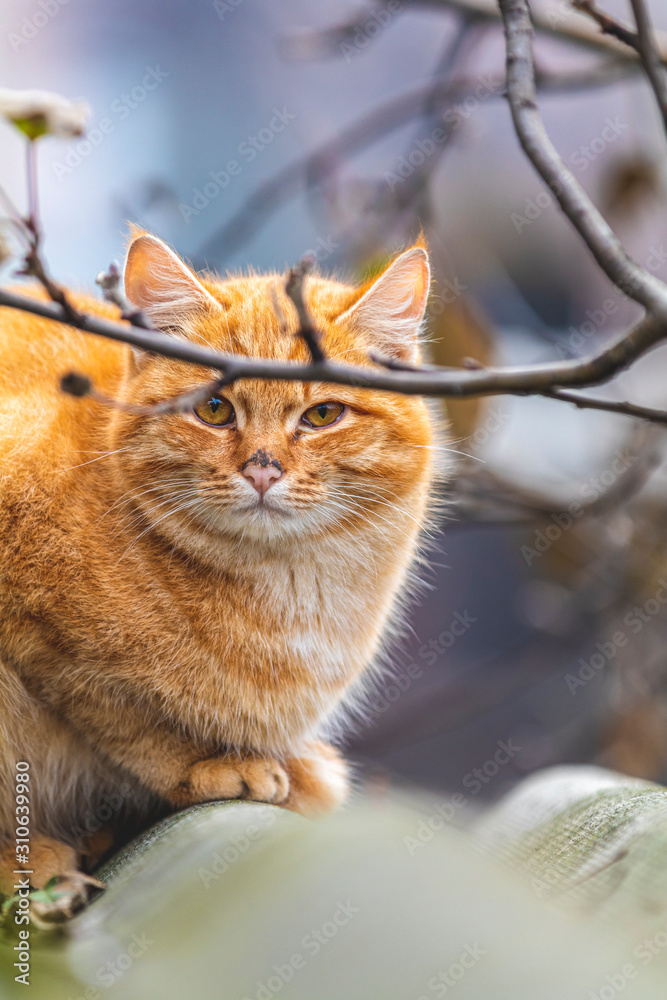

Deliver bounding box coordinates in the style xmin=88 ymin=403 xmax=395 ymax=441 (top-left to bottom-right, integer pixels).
xmin=3 ymin=771 xmax=667 ymax=998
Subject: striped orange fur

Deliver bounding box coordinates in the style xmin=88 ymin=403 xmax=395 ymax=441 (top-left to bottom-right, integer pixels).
xmin=0 ymin=234 xmax=441 ymax=891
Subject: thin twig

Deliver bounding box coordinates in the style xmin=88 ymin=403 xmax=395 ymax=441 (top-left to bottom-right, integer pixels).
xmin=95 ymin=262 xmax=152 ymax=328
xmin=19 ymin=250 xmax=82 ymax=325
xmin=25 ymin=141 xmax=39 ymax=236
xmin=542 ymin=387 xmax=667 ymax=425
xmin=571 ymin=1 xmax=640 ymax=52
xmin=284 ymin=259 xmax=325 ymax=362
xmin=283 ymin=0 xmax=424 ymax=61
xmin=629 ymin=0 xmax=667 ymax=136
xmin=418 ymin=0 xmax=667 ymax=60
xmin=193 ymin=77 xmax=482 ymax=267
xmin=192 ymin=65 xmax=635 ymax=267
xmin=268 ymin=282 xmax=289 ymax=333
xmin=449 ymin=429 xmax=660 ymax=522
xmin=61 ymin=372 xmax=229 ymax=416
xmin=8 ymin=144 xmax=82 ymax=326
xmin=574 ymin=0 xmax=667 ymax=135
xmin=329 ymin=20 xmax=486 ymax=264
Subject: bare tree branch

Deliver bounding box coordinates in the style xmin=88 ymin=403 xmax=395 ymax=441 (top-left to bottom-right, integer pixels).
xmin=418 ymin=0 xmax=667 ymax=60
xmin=499 ymin=0 xmax=667 ymax=316
xmin=4 ymin=284 xmax=667 ymax=432
xmin=307 ymin=19 xmax=485 ymax=265
xmin=3 ymin=6 xmax=667 ymax=427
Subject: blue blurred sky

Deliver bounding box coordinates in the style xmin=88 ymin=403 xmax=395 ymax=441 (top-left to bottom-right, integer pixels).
xmin=2 ymin=0 xmax=664 ymax=291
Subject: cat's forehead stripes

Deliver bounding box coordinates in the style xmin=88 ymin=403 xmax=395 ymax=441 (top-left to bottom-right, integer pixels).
xmin=197 ymin=274 xmax=360 ymax=364
xmin=229 ymin=377 xmax=308 ymax=420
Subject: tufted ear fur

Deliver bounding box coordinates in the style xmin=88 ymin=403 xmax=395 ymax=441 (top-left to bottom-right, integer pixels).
xmin=124 ymin=233 xmax=219 ymax=332
xmin=337 ymin=246 xmax=430 ymax=363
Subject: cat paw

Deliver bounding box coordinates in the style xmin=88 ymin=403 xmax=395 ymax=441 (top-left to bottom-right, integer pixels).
xmin=1 ymin=872 xmax=105 ymax=930
xmin=283 ymin=742 xmax=350 ymax=816
xmin=175 ymin=755 xmax=290 ymax=807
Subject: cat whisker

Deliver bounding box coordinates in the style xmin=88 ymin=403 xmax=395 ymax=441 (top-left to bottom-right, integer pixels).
xmin=109 ymin=488 xmax=207 ymax=539
xmin=327 ymin=486 xmax=424 ymax=530
xmin=98 ymin=478 xmax=201 ymax=522
xmin=58 ymin=446 xmax=131 ymax=473
xmin=325 ymin=494 xmax=418 ymax=544
xmin=116 ymin=497 xmax=207 ymax=564
xmin=438 ymin=446 xmax=485 ymax=462
xmin=103 ymin=483 xmax=199 ymax=526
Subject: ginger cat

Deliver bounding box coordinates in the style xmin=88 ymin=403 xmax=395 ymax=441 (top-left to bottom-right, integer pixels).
xmin=0 ymin=234 xmax=438 ymax=908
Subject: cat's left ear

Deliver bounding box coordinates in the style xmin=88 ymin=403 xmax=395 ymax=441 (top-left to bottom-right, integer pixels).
xmin=124 ymin=233 xmax=219 ymax=332
xmin=337 ymin=246 xmax=430 ymax=364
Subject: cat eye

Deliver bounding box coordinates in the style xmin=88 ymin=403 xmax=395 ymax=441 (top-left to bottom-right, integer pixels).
xmin=194 ymin=396 xmax=235 ymax=427
xmin=301 ymin=401 xmax=345 ymax=429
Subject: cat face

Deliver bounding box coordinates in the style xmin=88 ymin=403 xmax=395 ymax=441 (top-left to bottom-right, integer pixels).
xmin=111 ymin=234 xmax=435 ymax=547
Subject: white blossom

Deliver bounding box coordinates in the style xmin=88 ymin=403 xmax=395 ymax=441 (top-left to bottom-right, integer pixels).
xmin=0 ymin=88 xmax=89 ymax=139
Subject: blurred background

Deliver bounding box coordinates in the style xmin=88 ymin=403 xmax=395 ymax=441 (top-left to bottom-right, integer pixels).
xmin=3 ymin=0 xmax=667 ymax=807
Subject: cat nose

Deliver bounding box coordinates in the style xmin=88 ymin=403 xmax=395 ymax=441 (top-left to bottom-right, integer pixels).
xmin=243 ymin=464 xmax=283 ymax=497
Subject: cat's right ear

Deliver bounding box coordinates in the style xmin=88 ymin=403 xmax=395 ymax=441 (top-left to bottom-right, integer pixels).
xmin=124 ymin=233 xmax=220 ymax=334
xmin=336 ymin=245 xmax=430 ymax=364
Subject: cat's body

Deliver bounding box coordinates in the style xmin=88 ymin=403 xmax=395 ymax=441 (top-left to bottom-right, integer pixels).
xmin=0 ymin=235 xmax=438 ymax=898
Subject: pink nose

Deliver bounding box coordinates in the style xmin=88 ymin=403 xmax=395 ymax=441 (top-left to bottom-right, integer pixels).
xmin=243 ymin=464 xmax=283 ymax=497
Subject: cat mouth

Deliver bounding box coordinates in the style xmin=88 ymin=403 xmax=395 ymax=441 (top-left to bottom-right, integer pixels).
xmin=234 ymin=499 xmax=293 ymax=517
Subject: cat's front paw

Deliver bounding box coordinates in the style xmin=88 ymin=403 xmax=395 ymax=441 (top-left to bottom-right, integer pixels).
xmin=1 ymin=872 xmax=105 ymax=930
xmin=172 ymin=755 xmax=290 ymax=808
xmin=283 ymin=742 xmax=350 ymax=816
